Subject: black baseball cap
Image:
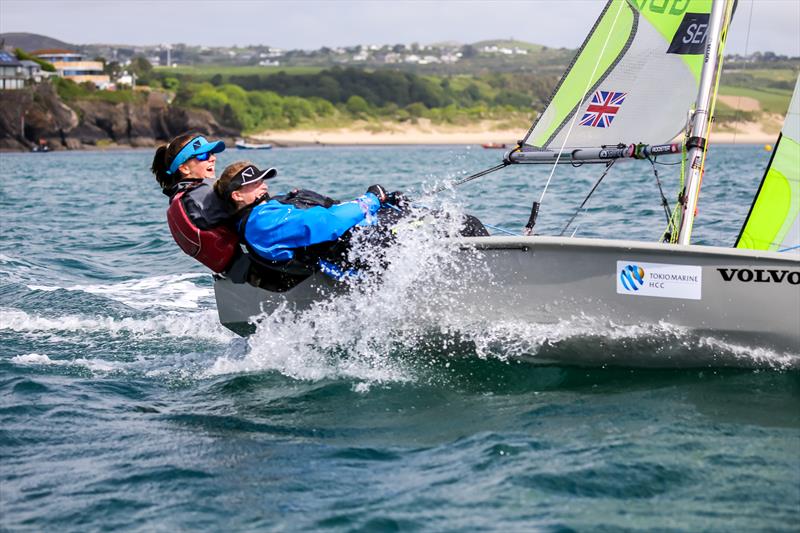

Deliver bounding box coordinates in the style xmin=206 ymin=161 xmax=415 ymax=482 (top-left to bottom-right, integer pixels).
xmin=218 ymin=164 xmax=277 ymax=198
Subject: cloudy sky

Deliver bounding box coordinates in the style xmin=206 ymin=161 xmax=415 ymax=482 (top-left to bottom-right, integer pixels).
xmin=1 ymin=0 xmax=798 ymax=55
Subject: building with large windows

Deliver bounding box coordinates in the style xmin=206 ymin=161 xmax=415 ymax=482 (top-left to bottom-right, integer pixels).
xmin=0 ymin=50 xmax=26 ymax=89
xmin=32 ymin=49 xmax=110 ymax=88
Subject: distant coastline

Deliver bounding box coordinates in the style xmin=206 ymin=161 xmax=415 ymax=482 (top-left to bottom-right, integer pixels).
xmin=0 ymin=123 xmax=778 ymax=152
xmin=249 ymin=118 xmax=780 ymax=148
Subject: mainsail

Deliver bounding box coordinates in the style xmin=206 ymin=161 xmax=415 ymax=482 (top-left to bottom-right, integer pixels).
xmin=522 ymin=0 xmax=713 ymax=150
xmin=736 ymin=76 xmax=800 ymax=253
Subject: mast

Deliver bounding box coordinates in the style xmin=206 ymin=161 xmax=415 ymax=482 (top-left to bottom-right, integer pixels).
xmin=676 ymin=0 xmax=734 ymax=245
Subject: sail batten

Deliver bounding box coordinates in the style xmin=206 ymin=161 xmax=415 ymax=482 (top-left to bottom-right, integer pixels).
xmin=523 ymin=0 xmax=713 ymax=151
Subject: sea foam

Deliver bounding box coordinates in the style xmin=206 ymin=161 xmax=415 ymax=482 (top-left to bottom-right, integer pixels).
xmin=28 ymin=273 xmax=213 ymax=310
xmin=0 ymin=308 xmax=234 ymax=342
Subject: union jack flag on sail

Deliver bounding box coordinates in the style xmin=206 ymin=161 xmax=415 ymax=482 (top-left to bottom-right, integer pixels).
xmin=579 ymin=90 xmax=627 ymax=128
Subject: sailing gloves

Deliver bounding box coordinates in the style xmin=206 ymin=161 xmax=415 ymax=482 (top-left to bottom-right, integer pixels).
xmin=366 ymin=184 xmax=388 ymax=203
xmin=386 ymin=191 xmax=409 ymax=208
xmin=367 ymin=184 xmax=409 ymax=209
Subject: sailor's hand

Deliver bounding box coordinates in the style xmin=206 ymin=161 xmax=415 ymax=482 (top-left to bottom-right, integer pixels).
xmin=366 ymin=184 xmax=388 ymax=203
xmin=386 ymin=191 xmax=409 ymax=208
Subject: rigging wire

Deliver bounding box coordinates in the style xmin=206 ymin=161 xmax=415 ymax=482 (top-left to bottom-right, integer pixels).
xmin=731 ymin=0 xmax=756 ymax=146
xmin=558 ymin=160 xmax=615 ymax=236
xmin=537 ymin=0 xmax=627 ymax=206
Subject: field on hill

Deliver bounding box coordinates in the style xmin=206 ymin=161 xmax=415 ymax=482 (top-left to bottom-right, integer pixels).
xmin=157 ymin=65 xmax=324 ymax=77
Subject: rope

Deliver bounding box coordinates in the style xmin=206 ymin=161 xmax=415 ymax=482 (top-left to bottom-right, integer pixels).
xmin=646 ymin=155 xmax=674 ymax=228
xmin=538 ymin=0 xmax=627 ymax=206
xmin=482 ymin=223 xmax=519 ymax=236
xmin=559 ymin=160 xmax=615 ymax=236
xmin=665 ymin=134 xmax=687 ymax=243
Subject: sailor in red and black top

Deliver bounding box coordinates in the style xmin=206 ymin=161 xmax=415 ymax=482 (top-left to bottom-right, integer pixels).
xmin=151 ymin=133 xmax=239 ymax=272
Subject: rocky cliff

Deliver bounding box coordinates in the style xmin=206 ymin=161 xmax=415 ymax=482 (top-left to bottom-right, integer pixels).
xmin=0 ymin=83 xmax=239 ymax=151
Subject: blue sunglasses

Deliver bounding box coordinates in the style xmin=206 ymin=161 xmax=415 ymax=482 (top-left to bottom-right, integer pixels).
xmin=194 ymin=152 xmax=211 ymax=162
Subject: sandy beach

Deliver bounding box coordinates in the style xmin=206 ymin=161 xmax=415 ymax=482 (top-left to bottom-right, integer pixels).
xmin=251 ymin=119 xmax=525 ymax=147
xmin=250 ymin=117 xmax=780 ymax=147
xmin=712 ymin=116 xmax=783 ymax=145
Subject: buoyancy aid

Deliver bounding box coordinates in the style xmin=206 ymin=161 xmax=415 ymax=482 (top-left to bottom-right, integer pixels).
xmin=273 ymin=188 xmax=337 ymax=209
xmin=176 ymin=179 xmax=232 ymax=229
xmin=166 ymin=181 xmax=239 ymax=273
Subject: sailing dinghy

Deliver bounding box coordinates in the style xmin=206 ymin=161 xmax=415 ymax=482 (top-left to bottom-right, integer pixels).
xmin=235 ymin=139 xmax=273 ymax=150
xmin=213 ymin=0 xmax=799 ymax=360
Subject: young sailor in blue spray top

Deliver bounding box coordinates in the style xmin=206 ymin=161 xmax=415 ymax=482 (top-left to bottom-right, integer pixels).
xmin=214 ymin=161 xmax=390 ymax=267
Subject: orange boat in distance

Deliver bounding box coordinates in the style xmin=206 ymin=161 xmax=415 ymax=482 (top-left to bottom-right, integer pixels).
xmin=481 ymin=142 xmax=508 ymax=149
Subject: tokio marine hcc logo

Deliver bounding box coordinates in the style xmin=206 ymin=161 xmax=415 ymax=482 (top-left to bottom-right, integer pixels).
xmin=620 ymin=264 xmax=646 ymax=291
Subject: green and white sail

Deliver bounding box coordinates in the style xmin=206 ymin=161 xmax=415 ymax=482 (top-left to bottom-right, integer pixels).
xmin=736 ymin=76 xmax=800 ymax=253
xmin=523 ymin=0 xmax=713 ymax=150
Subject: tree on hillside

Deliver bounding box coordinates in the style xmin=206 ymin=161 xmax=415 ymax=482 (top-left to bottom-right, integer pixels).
xmin=345 ymin=95 xmax=370 ymax=117
xmin=461 ymin=45 xmax=477 ymax=59
xmin=14 ymin=48 xmax=56 ymax=72
xmin=103 ymin=60 xmax=123 ymax=78
xmin=129 ymin=56 xmax=153 ymax=77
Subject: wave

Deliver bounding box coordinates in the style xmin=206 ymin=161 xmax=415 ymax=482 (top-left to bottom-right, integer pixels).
xmin=27 ymin=273 xmax=213 ymax=311
xmin=438 ymin=317 xmax=800 ymax=370
xmin=0 ymin=308 xmax=234 ymax=342
xmin=10 ymin=352 xmax=118 ymax=373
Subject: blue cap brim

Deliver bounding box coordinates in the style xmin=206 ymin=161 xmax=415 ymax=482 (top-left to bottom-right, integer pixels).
xmin=167 ymin=137 xmax=226 ymax=175
xmin=196 ymin=140 xmax=226 ymax=155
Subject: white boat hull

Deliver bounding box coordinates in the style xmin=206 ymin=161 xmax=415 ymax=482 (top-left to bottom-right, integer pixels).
xmin=235 ymin=142 xmax=272 ymax=150
xmin=214 ymin=236 xmax=800 ymax=358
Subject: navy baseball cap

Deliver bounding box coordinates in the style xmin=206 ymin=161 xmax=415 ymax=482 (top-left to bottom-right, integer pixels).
xmin=167 ymin=135 xmax=226 ymax=175
xmin=218 ymin=164 xmax=278 ymax=199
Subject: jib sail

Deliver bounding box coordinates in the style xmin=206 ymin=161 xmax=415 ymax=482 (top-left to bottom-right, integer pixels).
xmin=736 ymin=76 xmax=800 ymax=253
xmin=522 ymin=0 xmax=713 ymax=150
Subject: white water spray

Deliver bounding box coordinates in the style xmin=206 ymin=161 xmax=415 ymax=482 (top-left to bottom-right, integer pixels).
xmin=207 ymin=201 xmax=495 ymax=383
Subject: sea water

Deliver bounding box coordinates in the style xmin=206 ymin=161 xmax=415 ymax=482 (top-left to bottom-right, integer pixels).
xmin=1 ymin=145 xmax=798 ymax=531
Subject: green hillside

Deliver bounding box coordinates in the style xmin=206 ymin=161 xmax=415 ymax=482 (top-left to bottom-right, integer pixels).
xmin=157 ymin=65 xmax=324 ymax=77
xmin=471 ymin=39 xmax=547 ymax=52
xmin=718 ymin=86 xmax=793 ymax=115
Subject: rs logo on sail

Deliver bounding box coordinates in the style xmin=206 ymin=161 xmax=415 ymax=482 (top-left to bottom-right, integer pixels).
xmin=717 ymin=268 xmax=800 ymax=285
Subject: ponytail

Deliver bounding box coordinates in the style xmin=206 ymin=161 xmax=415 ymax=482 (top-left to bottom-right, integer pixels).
xmin=151 ymin=144 xmax=173 ymax=193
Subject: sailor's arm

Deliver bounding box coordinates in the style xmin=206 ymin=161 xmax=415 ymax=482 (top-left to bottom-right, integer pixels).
xmin=244 ymin=193 xmax=381 ymax=261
